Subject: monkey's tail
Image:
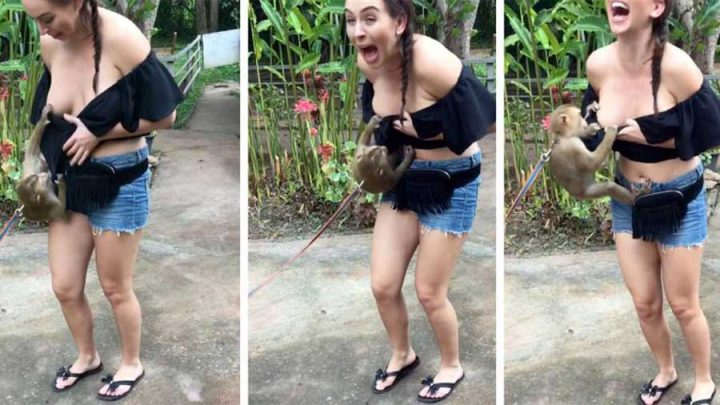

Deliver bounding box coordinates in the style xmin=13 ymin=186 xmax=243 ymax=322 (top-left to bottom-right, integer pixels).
xmin=248 ymin=186 xmax=363 ymax=298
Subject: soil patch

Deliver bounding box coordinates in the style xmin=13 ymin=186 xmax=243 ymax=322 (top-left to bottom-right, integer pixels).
xmin=505 ymin=198 xmax=614 ymax=257
xmin=249 ymin=184 xmax=376 ymax=240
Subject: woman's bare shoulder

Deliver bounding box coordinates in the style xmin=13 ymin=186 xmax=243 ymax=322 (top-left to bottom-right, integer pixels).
xmin=586 ymin=44 xmax=614 ymax=89
xmin=412 ymin=34 xmax=462 ymax=99
xmin=100 ymin=8 xmax=151 ymax=74
xmin=39 ymin=35 xmax=62 ymax=67
xmin=662 ymin=43 xmax=703 ymax=102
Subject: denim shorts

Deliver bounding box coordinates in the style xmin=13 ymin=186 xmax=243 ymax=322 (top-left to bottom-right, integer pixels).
xmin=381 ymin=151 xmax=482 ymax=236
xmin=611 ymin=163 xmax=706 ymax=248
xmin=85 ymin=146 xmax=151 ymax=234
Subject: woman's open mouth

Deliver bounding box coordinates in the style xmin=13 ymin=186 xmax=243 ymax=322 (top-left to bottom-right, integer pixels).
xmin=359 ymin=45 xmax=379 ymax=64
xmin=610 ymin=1 xmax=630 ymax=22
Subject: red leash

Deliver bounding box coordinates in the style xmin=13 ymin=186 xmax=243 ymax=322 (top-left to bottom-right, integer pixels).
xmin=248 ymin=186 xmax=362 ymax=297
xmin=0 ymin=205 xmax=24 ymax=243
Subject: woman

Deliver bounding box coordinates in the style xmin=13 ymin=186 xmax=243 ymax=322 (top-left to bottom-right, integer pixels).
xmin=22 ymin=0 xmax=182 ymax=400
xmin=582 ymin=1 xmax=719 ymax=403
xmin=344 ymin=0 xmax=494 ymax=402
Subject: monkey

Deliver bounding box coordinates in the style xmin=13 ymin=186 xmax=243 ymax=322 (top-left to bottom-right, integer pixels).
xmin=15 ymin=104 xmax=67 ymax=221
xmin=351 ymin=115 xmax=415 ymax=194
xmin=547 ymin=104 xmax=637 ymax=205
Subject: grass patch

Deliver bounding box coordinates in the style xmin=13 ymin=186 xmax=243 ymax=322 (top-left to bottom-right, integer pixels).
xmin=174 ymin=64 xmax=240 ymax=129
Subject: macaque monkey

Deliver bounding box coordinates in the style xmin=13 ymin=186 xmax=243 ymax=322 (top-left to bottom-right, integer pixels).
xmin=548 ymin=104 xmax=636 ymax=205
xmin=16 ymin=104 xmax=67 ymax=221
xmin=351 ymin=115 xmax=414 ymax=194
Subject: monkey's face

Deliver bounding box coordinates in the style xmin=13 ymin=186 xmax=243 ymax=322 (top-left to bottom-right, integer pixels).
xmin=344 ymin=0 xmax=406 ymax=67
xmin=605 ymin=0 xmax=667 ymax=36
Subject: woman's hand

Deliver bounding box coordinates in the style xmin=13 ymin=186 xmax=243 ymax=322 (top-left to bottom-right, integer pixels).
xmin=392 ymin=111 xmax=419 ymax=137
xmin=617 ymin=118 xmax=675 ymax=148
xmin=62 ymin=113 xmax=100 ymax=166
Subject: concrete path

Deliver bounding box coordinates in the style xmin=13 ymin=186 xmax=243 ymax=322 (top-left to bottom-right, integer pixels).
xmin=0 ymin=83 xmax=240 ymax=404
xmin=249 ymin=135 xmax=496 ymax=404
xmin=505 ymin=200 xmax=720 ymax=404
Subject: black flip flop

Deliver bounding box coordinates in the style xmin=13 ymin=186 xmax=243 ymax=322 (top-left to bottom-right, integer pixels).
xmin=52 ymin=362 xmax=104 ymax=393
xmin=636 ymin=377 xmax=678 ymax=405
xmin=97 ymin=370 xmax=145 ymax=402
xmin=681 ymin=387 xmax=716 ymax=405
xmin=417 ymin=373 xmax=465 ymax=403
xmin=372 ymin=355 xmax=421 ymax=394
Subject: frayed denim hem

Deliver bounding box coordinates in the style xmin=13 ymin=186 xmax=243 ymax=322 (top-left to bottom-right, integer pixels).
xmin=91 ymin=225 xmax=146 ymax=236
xmin=419 ymin=223 xmax=470 ymax=238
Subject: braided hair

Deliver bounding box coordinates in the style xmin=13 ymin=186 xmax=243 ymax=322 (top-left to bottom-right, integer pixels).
xmin=383 ymin=0 xmax=416 ymax=123
xmin=650 ymin=0 xmax=671 ymax=115
xmin=52 ymin=0 xmax=102 ymax=94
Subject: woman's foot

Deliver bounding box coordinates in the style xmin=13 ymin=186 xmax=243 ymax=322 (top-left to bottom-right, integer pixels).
xmin=684 ymin=380 xmax=717 ymax=405
xmin=418 ymin=364 xmax=464 ymax=402
xmin=638 ymin=368 xmax=678 ymax=405
xmin=54 ymin=353 xmax=102 ymax=391
xmin=98 ymin=362 xmax=144 ymax=399
xmin=373 ymin=350 xmax=418 ymax=392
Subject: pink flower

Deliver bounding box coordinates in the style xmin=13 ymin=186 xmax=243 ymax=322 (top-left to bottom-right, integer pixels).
xmin=309 ymin=127 xmax=318 ymax=137
xmin=317 ymin=143 xmax=335 ymax=162
xmin=1 ymin=140 xmax=14 ymax=160
xmin=294 ymin=98 xmax=318 ymax=120
xmin=541 ymin=115 xmax=552 ymax=131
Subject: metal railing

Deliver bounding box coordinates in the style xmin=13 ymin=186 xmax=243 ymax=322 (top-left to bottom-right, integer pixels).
xmin=158 ymin=35 xmax=203 ymax=95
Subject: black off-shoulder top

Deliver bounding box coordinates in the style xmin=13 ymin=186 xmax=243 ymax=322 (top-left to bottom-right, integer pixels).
xmin=30 ymin=51 xmax=184 ymax=182
xmin=361 ymin=65 xmax=495 ymax=155
xmin=581 ymin=81 xmax=720 ymax=162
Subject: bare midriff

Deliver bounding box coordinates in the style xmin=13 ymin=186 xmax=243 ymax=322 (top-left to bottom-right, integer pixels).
xmin=618 ymin=155 xmax=700 ymax=183
xmin=414 ymin=138 xmax=481 ymax=161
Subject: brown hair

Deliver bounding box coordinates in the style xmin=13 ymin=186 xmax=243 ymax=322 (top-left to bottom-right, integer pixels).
xmin=382 ymin=0 xmax=415 ymax=122
xmin=52 ymin=0 xmax=101 ymax=94
xmin=650 ymin=0 xmax=671 ymax=115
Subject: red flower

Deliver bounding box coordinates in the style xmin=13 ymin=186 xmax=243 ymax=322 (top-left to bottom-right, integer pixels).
xmin=1 ymin=140 xmax=14 ymax=160
xmin=541 ymin=115 xmax=552 ymax=131
xmin=315 ymin=74 xmax=325 ymax=87
xmin=562 ymin=91 xmax=576 ymax=104
xmin=309 ymin=127 xmax=318 ymax=137
xmin=0 ymin=86 xmax=8 ymax=101
xmin=318 ymin=88 xmax=329 ymax=103
xmin=317 ymin=142 xmax=335 ymax=162
xmin=294 ymin=98 xmax=318 ymax=120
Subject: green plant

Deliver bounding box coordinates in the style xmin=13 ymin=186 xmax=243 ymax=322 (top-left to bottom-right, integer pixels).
xmin=0 ymin=0 xmax=42 ymax=204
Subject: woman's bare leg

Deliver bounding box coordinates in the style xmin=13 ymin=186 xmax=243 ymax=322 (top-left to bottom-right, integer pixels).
xmin=371 ymin=203 xmax=420 ymax=391
xmin=95 ymin=230 xmax=144 ymax=397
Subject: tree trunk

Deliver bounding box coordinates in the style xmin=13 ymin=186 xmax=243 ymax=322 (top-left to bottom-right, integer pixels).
xmin=434 ymin=0 xmax=480 ymax=58
xmin=209 ymin=0 xmax=219 ymax=33
xmin=196 ymin=0 xmax=208 ymax=34
xmin=672 ymin=0 xmax=718 ymax=74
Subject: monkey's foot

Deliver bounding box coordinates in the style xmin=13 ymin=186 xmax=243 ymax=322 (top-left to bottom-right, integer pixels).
xmin=631 ymin=178 xmax=653 ymax=196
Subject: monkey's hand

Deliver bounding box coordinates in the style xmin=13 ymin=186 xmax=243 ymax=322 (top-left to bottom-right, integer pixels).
xmin=584 ymin=101 xmax=600 ymax=120
xmin=62 ymin=114 xmax=100 ymax=166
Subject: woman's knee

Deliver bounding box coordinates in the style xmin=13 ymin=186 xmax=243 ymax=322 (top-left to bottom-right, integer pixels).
xmin=371 ymin=278 xmax=402 ymax=302
xmin=99 ymin=279 xmax=134 ymax=307
xmin=415 ymin=284 xmax=448 ymax=313
xmin=632 ymin=296 xmax=663 ymax=322
xmin=51 ymin=279 xmax=84 ymax=304
xmin=668 ymin=296 xmax=701 ymax=323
